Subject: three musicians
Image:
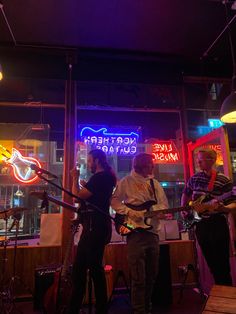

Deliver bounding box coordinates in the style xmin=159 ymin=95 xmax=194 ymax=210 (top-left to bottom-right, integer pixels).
xmin=69 ymin=148 xmax=236 ymax=314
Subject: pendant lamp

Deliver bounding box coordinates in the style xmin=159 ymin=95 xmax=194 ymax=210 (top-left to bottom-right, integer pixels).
xmin=220 ymin=8 xmax=236 ymax=123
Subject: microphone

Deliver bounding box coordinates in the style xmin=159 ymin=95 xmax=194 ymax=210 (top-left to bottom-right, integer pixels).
xmin=30 ymin=164 xmax=58 ymax=179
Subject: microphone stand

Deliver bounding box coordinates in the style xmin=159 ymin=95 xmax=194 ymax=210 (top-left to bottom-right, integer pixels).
xmin=34 ymin=172 xmax=134 ymax=314
xmin=36 ymin=173 xmax=85 ymax=208
xmin=40 ymin=191 xmax=49 ymax=214
xmin=35 ymin=172 xmax=134 ymax=232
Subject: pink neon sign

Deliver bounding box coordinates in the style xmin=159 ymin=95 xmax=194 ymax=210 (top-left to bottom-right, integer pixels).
xmin=3 ymin=148 xmax=42 ymax=183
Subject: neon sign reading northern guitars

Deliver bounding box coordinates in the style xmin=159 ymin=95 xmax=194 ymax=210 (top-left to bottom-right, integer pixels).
xmin=80 ymin=127 xmax=139 ymax=155
xmin=0 ymin=144 xmax=42 ymax=183
xmin=152 ymin=141 xmax=180 ymax=163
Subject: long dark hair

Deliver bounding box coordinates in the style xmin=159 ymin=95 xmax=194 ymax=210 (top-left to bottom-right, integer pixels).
xmin=88 ymin=149 xmax=117 ymax=186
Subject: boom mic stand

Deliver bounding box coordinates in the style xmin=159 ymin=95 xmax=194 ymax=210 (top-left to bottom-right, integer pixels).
xmin=34 ymin=172 xmax=134 ymax=231
xmin=40 ymin=191 xmax=49 ymax=214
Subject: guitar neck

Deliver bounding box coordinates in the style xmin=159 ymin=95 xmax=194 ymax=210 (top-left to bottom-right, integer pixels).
xmin=146 ymin=205 xmax=191 ymax=218
xmin=61 ymin=223 xmax=78 ymax=278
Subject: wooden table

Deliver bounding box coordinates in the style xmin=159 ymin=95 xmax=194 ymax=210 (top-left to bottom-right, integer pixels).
xmin=203 ymin=285 xmax=236 ymax=314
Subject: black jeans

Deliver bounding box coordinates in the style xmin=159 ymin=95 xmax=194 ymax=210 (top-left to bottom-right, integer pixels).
xmin=68 ymin=229 xmax=108 ymax=314
xmin=127 ymin=231 xmax=159 ymax=314
xmin=195 ymin=214 xmax=232 ymax=286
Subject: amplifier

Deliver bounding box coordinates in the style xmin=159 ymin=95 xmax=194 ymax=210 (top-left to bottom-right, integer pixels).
xmin=152 ymin=243 xmax=173 ymax=305
xmin=34 ymin=265 xmax=61 ymax=310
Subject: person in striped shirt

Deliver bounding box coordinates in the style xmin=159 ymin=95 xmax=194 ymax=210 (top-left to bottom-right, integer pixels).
xmin=181 ymin=148 xmax=236 ymax=286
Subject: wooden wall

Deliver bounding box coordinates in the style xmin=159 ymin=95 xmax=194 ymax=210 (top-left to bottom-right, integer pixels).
xmin=0 ymin=246 xmax=62 ymax=297
xmin=104 ymin=240 xmax=196 ymax=286
xmin=0 ymin=240 xmax=195 ymax=298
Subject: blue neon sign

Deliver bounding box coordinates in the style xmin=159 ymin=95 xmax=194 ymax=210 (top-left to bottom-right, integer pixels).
xmin=208 ymin=119 xmax=224 ymax=129
xmin=80 ymin=127 xmax=139 ymax=155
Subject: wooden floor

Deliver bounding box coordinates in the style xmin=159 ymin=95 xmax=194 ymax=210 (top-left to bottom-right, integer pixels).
xmin=202 ymin=285 xmax=236 ymax=314
xmin=11 ymin=287 xmax=206 ymax=314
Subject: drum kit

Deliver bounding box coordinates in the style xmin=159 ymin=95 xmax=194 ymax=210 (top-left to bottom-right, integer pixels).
xmin=0 ymin=206 xmax=29 ymax=314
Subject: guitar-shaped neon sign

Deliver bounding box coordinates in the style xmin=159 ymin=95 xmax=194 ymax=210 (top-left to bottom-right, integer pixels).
xmin=0 ymin=144 xmax=42 ymax=184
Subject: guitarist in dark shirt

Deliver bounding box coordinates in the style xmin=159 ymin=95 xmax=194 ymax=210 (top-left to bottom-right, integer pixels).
xmin=68 ymin=149 xmax=116 ymax=314
xmin=181 ymin=148 xmax=236 ymax=286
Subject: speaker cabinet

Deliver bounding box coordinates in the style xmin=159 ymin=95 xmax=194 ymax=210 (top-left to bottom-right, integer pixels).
xmin=34 ymin=265 xmax=61 ymax=310
xmin=152 ymin=243 xmax=172 ymax=305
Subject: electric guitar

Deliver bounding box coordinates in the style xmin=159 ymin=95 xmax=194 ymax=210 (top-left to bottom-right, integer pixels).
xmin=182 ymin=191 xmax=232 ymax=229
xmin=43 ymin=219 xmax=80 ymax=314
xmin=114 ymin=194 xmax=230 ymax=235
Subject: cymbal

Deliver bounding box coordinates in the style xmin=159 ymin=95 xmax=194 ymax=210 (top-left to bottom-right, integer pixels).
xmin=0 ymin=210 xmax=9 ymax=219
xmin=0 ymin=207 xmax=29 ymax=219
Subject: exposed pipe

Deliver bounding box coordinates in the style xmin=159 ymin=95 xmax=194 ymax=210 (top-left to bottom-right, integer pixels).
xmin=202 ymin=13 xmax=236 ymax=57
xmin=76 ymin=105 xmax=180 ymax=114
xmin=0 ymin=101 xmax=65 ymax=108
xmin=0 ymin=3 xmax=17 ymax=46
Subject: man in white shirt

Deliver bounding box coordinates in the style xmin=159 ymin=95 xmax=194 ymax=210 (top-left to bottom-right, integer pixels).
xmin=111 ymin=153 xmax=168 ymax=314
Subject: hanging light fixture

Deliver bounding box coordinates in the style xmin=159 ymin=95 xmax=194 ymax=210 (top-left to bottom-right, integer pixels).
xmin=220 ymin=86 xmax=236 ymax=123
xmin=220 ymin=5 xmax=236 ymax=123
xmin=15 ymin=186 xmax=24 ymax=197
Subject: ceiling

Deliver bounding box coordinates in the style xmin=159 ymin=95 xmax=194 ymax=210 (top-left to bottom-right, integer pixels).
xmin=0 ymin=0 xmax=236 ymax=79
xmin=1 ymin=1 xmax=236 ymax=146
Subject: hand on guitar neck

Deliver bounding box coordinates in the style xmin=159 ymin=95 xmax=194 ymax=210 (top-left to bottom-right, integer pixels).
xmin=190 ymin=200 xmax=227 ymax=215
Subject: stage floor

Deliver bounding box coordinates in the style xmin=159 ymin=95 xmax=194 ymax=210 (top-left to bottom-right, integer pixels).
xmin=14 ymin=287 xmax=205 ymax=314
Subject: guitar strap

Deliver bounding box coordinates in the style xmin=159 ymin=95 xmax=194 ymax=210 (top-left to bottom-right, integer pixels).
xmin=207 ymin=169 xmax=217 ymax=192
xmin=150 ymin=179 xmax=158 ymax=205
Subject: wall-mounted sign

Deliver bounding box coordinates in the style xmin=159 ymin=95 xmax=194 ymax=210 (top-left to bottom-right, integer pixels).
xmin=202 ymin=144 xmax=223 ymax=166
xmin=196 ymin=119 xmax=224 ymax=137
xmin=152 ymin=141 xmax=180 ymax=163
xmin=208 ymin=119 xmax=224 ymax=129
xmin=80 ymin=127 xmax=139 ymax=155
xmin=0 ymin=144 xmax=41 ymax=183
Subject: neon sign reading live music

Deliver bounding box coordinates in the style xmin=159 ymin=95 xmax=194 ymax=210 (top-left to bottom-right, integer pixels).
xmin=152 ymin=141 xmax=180 ymax=163
xmin=80 ymin=127 xmax=139 ymax=155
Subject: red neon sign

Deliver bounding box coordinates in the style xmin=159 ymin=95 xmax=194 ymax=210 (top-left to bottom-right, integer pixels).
xmin=152 ymin=141 xmax=180 ymax=164
xmin=202 ymin=144 xmax=223 ymax=166
xmin=0 ymin=146 xmax=42 ymax=183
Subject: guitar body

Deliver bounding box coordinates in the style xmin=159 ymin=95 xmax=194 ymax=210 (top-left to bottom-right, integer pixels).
xmin=43 ymin=220 xmax=79 ymax=313
xmin=56 ymin=275 xmax=73 ymax=314
xmin=43 ymin=269 xmax=61 ymax=314
xmin=43 ymin=270 xmax=73 ymax=314
xmin=182 ymin=193 xmax=231 ymax=229
xmin=114 ymin=200 xmax=157 ymax=235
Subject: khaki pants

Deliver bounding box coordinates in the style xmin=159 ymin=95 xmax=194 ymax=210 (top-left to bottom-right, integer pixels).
xmin=127 ymin=231 xmax=159 ymax=314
